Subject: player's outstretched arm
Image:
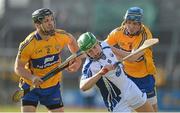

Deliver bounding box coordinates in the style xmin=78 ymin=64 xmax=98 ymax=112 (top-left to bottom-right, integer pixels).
xmin=80 ymin=65 xmax=114 ymax=91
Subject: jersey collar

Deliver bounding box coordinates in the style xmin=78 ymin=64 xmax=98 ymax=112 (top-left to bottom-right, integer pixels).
xmin=34 ymin=32 xmax=42 ymax=40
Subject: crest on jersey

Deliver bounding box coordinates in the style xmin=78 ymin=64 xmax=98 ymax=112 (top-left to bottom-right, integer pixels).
xmin=110 ymin=53 xmax=114 ymax=57
xmin=101 ymin=53 xmax=106 ymax=60
xmin=107 ymin=59 xmax=112 ymax=64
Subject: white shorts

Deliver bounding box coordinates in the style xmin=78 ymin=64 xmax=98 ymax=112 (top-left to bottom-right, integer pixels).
xmin=126 ymin=79 xmax=147 ymax=109
xmin=113 ymin=79 xmax=147 ymax=112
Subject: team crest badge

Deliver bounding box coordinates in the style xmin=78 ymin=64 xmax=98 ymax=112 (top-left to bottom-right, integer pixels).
xmin=110 ymin=53 xmax=114 ymax=57
xmin=107 ymin=59 xmax=112 ymax=64
xmin=101 ymin=53 xmax=106 ymax=60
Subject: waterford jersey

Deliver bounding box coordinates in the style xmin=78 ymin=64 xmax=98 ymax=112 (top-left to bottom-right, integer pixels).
xmin=105 ymin=24 xmax=157 ymax=78
xmin=17 ymin=29 xmax=72 ymax=88
xmin=81 ymin=42 xmax=131 ymax=111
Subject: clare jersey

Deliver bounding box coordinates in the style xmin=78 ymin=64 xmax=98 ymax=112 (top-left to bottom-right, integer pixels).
xmin=81 ymin=42 xmax=132 ymax=111
xmin=105 ymin=24 xmax=157 ymax=78
xmin=17 ymin=29 xmax=72 ymax=88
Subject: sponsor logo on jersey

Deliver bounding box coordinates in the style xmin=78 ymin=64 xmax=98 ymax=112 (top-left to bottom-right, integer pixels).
xmin=31 ymin=53 xmax=59 ymax=69
xmin=44 ymin=56 xmax=55 ymax=64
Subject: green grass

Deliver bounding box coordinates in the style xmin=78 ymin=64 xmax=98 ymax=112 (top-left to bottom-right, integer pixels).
xmin=0 ymin=105 xmax=107 ymax=112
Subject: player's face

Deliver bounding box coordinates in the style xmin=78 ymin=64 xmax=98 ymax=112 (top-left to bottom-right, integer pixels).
xmin=40 ymin=15 xmax=55 ymax=35
xmin=86 ymin=43 xmax=102 ymax=59
xmin=125 ymin=20 xmax=141 ymax=35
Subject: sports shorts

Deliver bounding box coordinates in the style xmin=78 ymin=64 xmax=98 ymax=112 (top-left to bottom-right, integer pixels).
xmin=21 ymin=82 xmax=63 ymax=110
xmin=113 ymin=78 xmax=147 ymax=112
xmin=127 ymin=74 xmax=157 ymax=105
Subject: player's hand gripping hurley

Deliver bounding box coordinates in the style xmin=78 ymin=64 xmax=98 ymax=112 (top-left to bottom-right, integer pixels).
xmin=12 ymin=50 xmax=84 ymax=102
xmin=122 ymin=38 xmax=159 ymax=61
xmin=103 ymin=38 xmax=159 ymax=74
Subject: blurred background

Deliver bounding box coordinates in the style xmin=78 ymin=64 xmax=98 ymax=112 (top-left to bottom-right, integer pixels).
xmin=0 ymin=0 xmax=180 ymax=112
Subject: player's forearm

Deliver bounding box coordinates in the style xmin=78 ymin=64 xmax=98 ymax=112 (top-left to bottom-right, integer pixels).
xmin=111 ymin=46 xmax=130 ymax=60
xmin=80 ymin=72 xmax=102 ymax=91
xmin=68 ymin=35 xmax=79 ymax=53
xmin=14 ymin=66 xmax=35 ymax=81
xmin=126 ymin=50 xmax=144 ymax=62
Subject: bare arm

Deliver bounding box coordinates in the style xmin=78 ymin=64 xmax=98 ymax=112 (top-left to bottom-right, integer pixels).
xmin=127 ymin=49 xmax=145 ymax=62
xmin=14 ymin=57 xmax=34 ymax=81
xmin=111 ymin=46 xmax=144 ymax=62
xmin=14 ymin=56 xmax=43 ymax=87
xmin=66 ymin=34 xmax=82 ymax=72
xmin=80 ymin=72 xmax=102 ymax=91
xmin=67 ymin=34 xmax=79 ymax=53
xmin=111 ymin=46 xmax=129 ymax=60
xmin=80 ymin=65 xmax=114 ymax=91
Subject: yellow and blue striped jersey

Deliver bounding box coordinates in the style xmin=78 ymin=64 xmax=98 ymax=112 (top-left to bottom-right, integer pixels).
xmin=17 ymin=29 xmax=72 ymax=88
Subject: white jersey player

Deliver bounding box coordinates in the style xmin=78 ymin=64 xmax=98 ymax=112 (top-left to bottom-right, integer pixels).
xmin=77 ymin=32 xmax=154 ymax=112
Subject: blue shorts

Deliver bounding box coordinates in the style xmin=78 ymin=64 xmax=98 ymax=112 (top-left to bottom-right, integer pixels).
xmin=127 ymin=74 xmax=156 ymax=98
xmin=21 ymin=83 xmax=63 ymax=110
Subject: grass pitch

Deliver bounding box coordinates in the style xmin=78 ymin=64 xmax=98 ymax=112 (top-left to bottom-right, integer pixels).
xmin=0 ymin=105 xmax=107 ymax=112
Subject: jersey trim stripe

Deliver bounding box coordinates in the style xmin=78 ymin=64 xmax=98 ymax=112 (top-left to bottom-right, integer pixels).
xmin=138 ymin=27 xmax=147 ymax=48
xmin=19 ymin=35 xmax=34 ymax=52
xmin=102 ymin=46 xmax=111 ymax=50
xmin=82 ymin=60 xmax=93 ymax=78
xmin=35 ymin=32 xmax=42 ymax=40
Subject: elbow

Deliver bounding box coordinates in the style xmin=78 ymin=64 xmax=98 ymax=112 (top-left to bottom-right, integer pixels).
xmin=80 ymin=87 xmax=87 ymax=92
xmin=14 ymin=65 xmax=18 ymax=74
xmin=14 ymin=64 xmax=21 ymax=75
xmin=79 ymin=84 xmax=89 ymax=91
xmin=80 ymin=85 xmax=86 ymax=91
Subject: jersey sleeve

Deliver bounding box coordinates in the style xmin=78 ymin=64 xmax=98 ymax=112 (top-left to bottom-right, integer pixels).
xmin=144 ymin=26 xmax=153 ymax=39
xmin=62 ymin=34 xmax=71 ymax=46
xmin=81 ymin=59 xmax=99 ymax=80
xmin=17 ymin=39 xmax=34 ymax=63
xmin=81 ymin=60 xmax=93 ymax=80
xmin=105 ymin=29 xmax=118 ymax=46
xmin=81 ymin=67 xmax=93 ymax=80
xmin=56 ymin=29 xmax=71 ymax=47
